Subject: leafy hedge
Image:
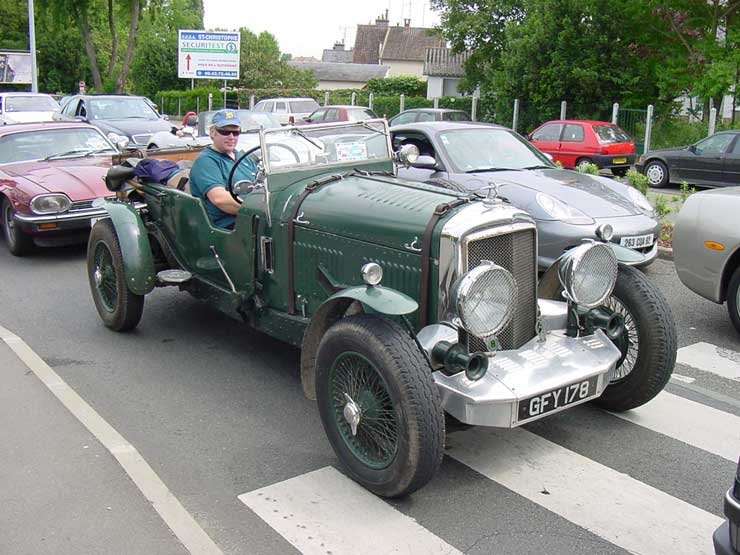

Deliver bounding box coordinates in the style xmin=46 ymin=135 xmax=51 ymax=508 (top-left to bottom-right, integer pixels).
xmin=155 ymin=87 xmax=494 ymax=122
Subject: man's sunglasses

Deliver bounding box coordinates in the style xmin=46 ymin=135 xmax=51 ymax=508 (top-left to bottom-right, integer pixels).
xmin=215 ymin=128 xmax=241 ymax=137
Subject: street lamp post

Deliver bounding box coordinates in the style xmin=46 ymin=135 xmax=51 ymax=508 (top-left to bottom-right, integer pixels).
xmin=28 ymin=0 xmax=38 ymax=92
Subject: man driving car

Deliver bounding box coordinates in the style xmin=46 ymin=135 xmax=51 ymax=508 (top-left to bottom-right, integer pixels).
xmin=189 ymin=110 xmax=256 ymax=230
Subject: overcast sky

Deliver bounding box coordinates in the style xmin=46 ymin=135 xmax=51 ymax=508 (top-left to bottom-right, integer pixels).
xmin=202 ymin=0 xmax=441 ymax=59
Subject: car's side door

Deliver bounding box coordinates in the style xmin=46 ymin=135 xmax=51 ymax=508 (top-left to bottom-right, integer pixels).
xmin=722 ymin=133 xmax=740 ymax=186
xmin=558 ymin=123 xmax=587 ymax=168
xmin=529 ymin=123 xmax=563 ymax=163
xmin=681 ymin=133 xmax=735 ymax=185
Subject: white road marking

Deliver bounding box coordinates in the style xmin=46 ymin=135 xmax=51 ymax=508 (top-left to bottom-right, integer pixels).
xmin=611 ymin=391 xmax=740 ymax=462
xmin=0 ymin=325 xmax=224 ymax=555
xmin=238 ymin=466 xmax=463 ymax=555
xmin=677 ymin=342 xmax=740 ymax=381
xmin=670 ymin=373 xmax=696 ymax=384
xmin=447 ymin=427 xmax=721 ymax=555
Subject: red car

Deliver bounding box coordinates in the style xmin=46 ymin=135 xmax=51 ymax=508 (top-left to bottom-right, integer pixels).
xmin=300 ymin=105 xmax=378 ymax=124
xmin=0 ymin=122 xmax=123 ymax=256
xmin=528 ymin=119 xmax=636 ymax=177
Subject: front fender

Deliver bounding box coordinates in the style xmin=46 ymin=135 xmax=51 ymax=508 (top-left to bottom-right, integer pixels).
xmin=327 ymin=285 xmax=418 ymax=316
xmin=539 ymin=242 xmax=645 ymax=300
xmin=104 ymin=201 xmax=156 ymax=295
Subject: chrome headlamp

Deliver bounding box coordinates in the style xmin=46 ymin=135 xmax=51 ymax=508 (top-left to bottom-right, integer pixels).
xmin=30 ymin=193 xmax=72 ymax=214
xmin=361 ymin=263 xmax=383 ymax=286
xmin=451 ymin=261 xmax=517 ymax=338
xmin=558 ymin=242 xmax=618 ymax=308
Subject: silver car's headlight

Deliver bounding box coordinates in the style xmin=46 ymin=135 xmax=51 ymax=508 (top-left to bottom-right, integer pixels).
xmin=30 ymin=193 xmax=72 ymax=214
xmin=536 ymin=192 xmax=594 ymax=224
xmin=558 ymin=242 xmax=618 ymax=308
xmin=626 ymin=186 xmax=655 ymax=215
xmin=451 ymin=262 xmax=517 ymax=338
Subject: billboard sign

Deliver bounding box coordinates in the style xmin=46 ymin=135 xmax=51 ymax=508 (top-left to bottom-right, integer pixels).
xmin=0 ymin=51 xmax=32 ymax=84
xmin=178 ymin=30 xmax=240 ymax=80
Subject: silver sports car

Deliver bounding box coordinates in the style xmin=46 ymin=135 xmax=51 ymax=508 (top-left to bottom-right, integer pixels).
xmin=391 ymin=121 xmax=659 ymax=270
xmin=674 ymin=187 xmax=740 ymax=335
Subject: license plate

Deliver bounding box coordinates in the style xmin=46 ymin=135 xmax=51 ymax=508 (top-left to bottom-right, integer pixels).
xmin=518 ymin=376 xmax=599 ymax=423
xmin=620 ymin=233 xmax=654 ymax=249
xmin=612 ymin=157 xmax=628 ymax=164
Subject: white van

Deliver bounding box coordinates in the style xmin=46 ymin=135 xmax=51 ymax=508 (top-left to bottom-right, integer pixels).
xmin=253 ymin=97 xmax=320 ymax=125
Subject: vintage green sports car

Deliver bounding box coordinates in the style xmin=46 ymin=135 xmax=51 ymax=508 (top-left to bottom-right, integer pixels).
xmin=87 ymin=119 xmax=676 ymax=497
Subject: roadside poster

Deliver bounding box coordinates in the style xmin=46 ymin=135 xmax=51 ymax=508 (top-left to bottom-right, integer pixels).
xmin=178 ymin=30 xmax=240 ymax=80
xmin=0 ymin=51 xmax=32 ymax=84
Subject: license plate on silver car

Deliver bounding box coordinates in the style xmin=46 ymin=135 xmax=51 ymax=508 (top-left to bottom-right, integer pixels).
xmin=517 ymin=376 xmax=599 ymax=423
xmin=620 ymin=233 xmax=654 ymax=249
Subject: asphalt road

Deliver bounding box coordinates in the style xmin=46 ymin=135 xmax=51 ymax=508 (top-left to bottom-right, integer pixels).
xmin=1 ymin=241 xmax=738 ymax=555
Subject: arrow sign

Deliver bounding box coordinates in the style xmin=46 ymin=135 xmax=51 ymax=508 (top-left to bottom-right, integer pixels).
xmin=186 ymin=54 xmax=191 ymax=70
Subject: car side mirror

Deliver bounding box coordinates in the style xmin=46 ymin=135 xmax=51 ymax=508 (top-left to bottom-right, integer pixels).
xmin=543 ymin=152 xmax=554 ymax=161
xmin=411 ymin=155 xmax=438 ymax=169
xmin=233 ymin=179 xmax=256 ymax=195
xmin=161 ymin=114 xmax=169 ymax=121
xmin=688 ymin=144 xmax=697 ymax=153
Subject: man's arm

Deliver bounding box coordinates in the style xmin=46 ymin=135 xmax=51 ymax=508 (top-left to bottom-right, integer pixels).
xmin=206 ymin=186 xmax=242 ymax=215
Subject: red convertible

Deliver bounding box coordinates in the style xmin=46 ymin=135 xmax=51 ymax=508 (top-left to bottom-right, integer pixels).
xmin=0 ymin=122 xmax=124 ymax=255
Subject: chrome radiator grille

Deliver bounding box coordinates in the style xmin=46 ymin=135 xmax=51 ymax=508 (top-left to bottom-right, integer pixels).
xmin=465 ymin=228 xmax=537 ymax=351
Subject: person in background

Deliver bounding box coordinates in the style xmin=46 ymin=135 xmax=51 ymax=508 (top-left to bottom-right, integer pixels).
xmin=177 ymin=111 xmax=197 ymax=137
xmin=188 ymin=110 xmax=255 ymax=230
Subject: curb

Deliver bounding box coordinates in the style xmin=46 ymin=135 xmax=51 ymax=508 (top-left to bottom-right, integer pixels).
xmin=657 ymin=245 xmax=673 ymax=261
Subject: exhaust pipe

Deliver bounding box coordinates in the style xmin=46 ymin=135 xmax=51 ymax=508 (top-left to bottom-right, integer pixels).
xmin=585 ymin=307 xmax=625 ymax=340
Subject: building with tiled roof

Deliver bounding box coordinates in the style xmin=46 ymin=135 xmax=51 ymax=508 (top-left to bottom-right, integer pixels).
xmin=352 ymin=11 xmax=444 ymax=78
xmin=322 ymin=42 xmax=354 ymax=63
xmin=424 ymin=47 xmax=471 ymax=98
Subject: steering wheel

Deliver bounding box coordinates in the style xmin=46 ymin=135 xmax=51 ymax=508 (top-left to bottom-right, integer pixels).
xmin=227 ymin=145 xmax=261 ymax=202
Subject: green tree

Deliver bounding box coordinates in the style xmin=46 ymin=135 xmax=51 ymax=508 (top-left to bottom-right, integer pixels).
xmin=129 ymin=0 xmax=204 ymax=97
xmin=237 ymin=29 xmax=316 ymax=89
xmin=367 ymin=75 xmax=427 ymax=96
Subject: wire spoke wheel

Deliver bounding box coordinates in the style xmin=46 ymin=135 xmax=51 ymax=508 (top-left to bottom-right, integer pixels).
xmin=603 ymin=294 xmax=639 ymax=381
xmin=329 ymin=351 xmax=399 ymax=469
xmin=93 ymin=241 xmax=119 ymax=313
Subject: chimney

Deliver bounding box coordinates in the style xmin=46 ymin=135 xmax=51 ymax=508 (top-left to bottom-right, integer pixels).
xmin=404 ymin=18 xmax=411 ymax=28
xmin=376 ymin=9 xmax=389 ymax=27
xmin=333 ymin=40 xmax=345 ymax=51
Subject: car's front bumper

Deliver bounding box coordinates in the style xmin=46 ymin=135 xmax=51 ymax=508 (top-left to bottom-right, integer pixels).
xmin=13 ymin=201 xmax=145 ymax=234
xmin=421 ymin=301 xmax=623 ymax=427
xmin=536 ymin=216 xmax=660 ymax=270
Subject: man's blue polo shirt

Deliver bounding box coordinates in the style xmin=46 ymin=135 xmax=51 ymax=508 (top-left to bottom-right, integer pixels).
xmin=189 ymin=146 xmax=257 ymax=229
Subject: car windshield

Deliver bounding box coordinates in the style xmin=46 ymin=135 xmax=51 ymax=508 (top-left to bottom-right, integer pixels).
xmin=290 ymin=100 xmax=320 ymax=113
xmin=261 ymin=120 xmax=390 ymax=174
xmin=346 ymin=108 xmax=378 ymax=122
xmin=0 ymin=127 xmax=116 ymax=164
xmin=89 ymin=97 xmax=160 ymax=120
xmin=439 ymin=127 xmax=554 ymax=172
xmin=202 ymin=110 xmax=281 ymax=133
xmin=5 ymin=95 xmax=59 ymax=112
xmin=594 ymin=125 xmax=631 ymax=143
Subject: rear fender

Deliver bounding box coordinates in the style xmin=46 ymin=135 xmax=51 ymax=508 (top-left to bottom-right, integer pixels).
xmin=300 ymin=286 xmax=419 ymax=400
xmin=539 ymin=243 xmax=644 ymax=300
xmin=103 ymin=201 xmax=156 ymax=295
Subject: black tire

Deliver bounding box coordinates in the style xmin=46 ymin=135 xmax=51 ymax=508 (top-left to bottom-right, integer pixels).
xmin=87 ymin=219 xmax=144 ymax=331
xmin=2 ymin=198 xmax=35 ymax=256
xmin=611 ymin=167 xmax=629 ymax=178
xmin=592 ymin=265 xmax=677 ymax=411
xmin=644 ymin=159 xmax=669 ymax=188
xmin=425 ymin=178 xmax=469 ymax=193
xmin=726 ymin=266 xmax=740 ymax=335
xmin=316 ymin=314 xmax=444 ymax=497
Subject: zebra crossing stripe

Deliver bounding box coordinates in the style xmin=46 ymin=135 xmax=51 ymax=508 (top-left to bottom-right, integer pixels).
xmin=677 ymin=342 xmax=740 ymax=381
xmin=611 ymin=391 xmax=740 ymax=462
xmin=238 ymin=466 xmax=463 ymax=555
xmin=447 ymin=427 xmax=722 ymax=555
